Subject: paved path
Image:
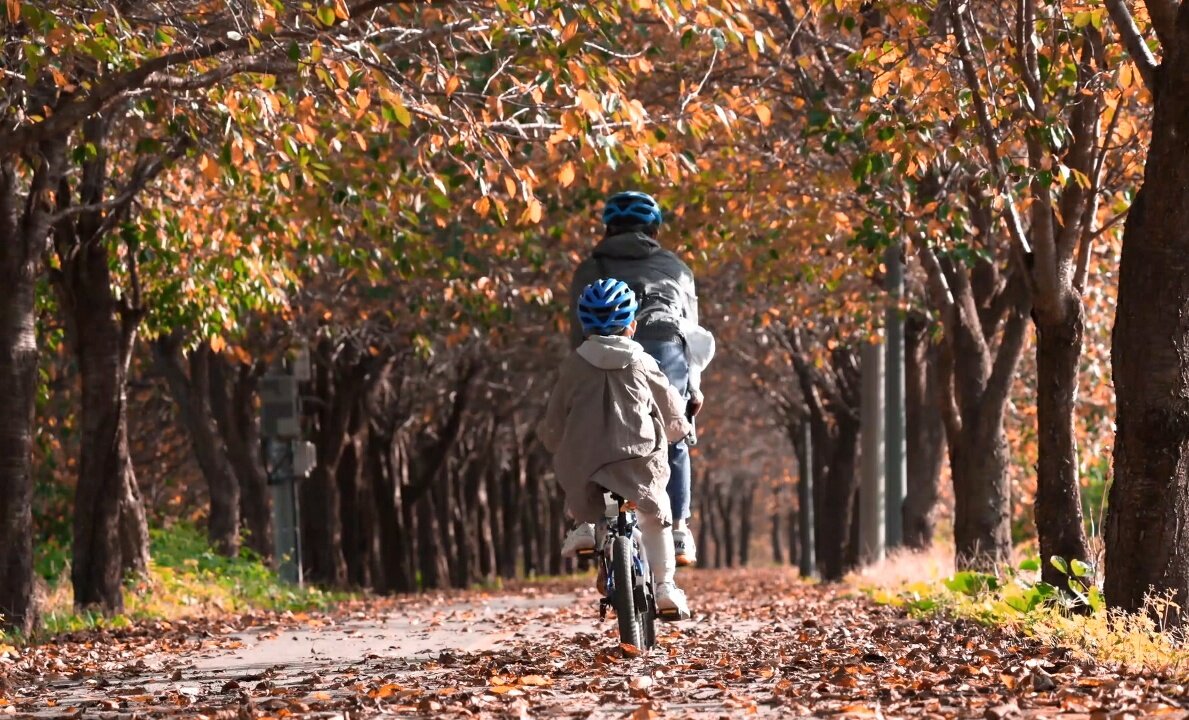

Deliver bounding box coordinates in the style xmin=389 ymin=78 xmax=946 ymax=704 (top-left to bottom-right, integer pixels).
xmin=8 ymin=569 xmax=1187 ymax=719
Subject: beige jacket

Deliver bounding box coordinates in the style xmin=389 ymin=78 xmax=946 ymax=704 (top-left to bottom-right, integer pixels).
xmin=538 ymin=335 xmax=691 ymax=525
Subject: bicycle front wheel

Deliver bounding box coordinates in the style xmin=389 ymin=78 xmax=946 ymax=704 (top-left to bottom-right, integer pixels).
xmin=612 ymin=536 xmax=642 ymax=648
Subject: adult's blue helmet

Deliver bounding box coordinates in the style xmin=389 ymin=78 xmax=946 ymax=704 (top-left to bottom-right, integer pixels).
xmin=602 ymin=191 xmax=662 ymax=228
xmin=578 ymin=278 xmax=638 ymax=336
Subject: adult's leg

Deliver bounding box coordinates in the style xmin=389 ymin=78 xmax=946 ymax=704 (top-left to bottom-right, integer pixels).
xmin=637 ymin=338 xmax=692 ymax=521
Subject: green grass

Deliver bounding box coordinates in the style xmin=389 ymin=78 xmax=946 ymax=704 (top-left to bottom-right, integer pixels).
xmin=12 ymin=523 xmax=351 ymax=643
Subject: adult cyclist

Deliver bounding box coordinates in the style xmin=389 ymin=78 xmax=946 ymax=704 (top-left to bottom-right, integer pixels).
xmin=563 ymin=191 xmax=703 ymax=567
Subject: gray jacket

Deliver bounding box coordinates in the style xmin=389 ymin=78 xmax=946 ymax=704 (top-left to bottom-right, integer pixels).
xmin=537 ymin=335 xmax=690 ymax=524
xmin=569 ymin=231 xmax=700 ymax=389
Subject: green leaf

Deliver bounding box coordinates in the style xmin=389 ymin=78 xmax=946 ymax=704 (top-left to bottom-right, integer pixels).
xmin=1070 ymin=559 xmax=1093 ymax=578
xmin=1050 ymin=555 xmax=1070 ymax=575
xmin=944 ymin=571 xmax=1000 ymax=597
xmin=317 ymin=5 xmax=336 ymax=26
xmin=1018 ymin=557 xmax=1041 ymax=572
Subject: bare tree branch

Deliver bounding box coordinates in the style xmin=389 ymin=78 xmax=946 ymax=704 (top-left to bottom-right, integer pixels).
xmin=948 ymin=0 xmax=1034 ymax=262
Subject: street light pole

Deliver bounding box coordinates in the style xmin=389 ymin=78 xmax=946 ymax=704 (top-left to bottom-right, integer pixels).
xmin=859 ymin=340 xmax=885 ymax=564
xmin=884 ymin=243 xmax=907 ymax=549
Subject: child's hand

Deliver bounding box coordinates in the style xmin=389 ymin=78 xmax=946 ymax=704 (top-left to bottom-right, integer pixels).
xmin=688 ymin=393 xmax=704 ymax=418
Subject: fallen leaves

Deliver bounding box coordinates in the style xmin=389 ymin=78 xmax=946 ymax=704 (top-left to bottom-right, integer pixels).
xmin=6 ymin=569 xmax=1187 ymax=719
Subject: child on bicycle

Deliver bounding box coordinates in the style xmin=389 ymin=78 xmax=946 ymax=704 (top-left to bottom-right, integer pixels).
xmin=538 ymin=278 xmax=693 ymax=619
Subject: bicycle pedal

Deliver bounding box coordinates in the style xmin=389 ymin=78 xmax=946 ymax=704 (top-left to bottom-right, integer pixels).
xmin=575 ymin=548 xmax=596 ymax=559
xmin=657 ymin=608 xmax=686 ymax=622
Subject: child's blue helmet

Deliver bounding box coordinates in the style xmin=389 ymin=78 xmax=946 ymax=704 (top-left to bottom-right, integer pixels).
xmin=602 ymin=191 xmax=662 ymax=228
xmin=578 ymin=278 xmax=638 ymax=336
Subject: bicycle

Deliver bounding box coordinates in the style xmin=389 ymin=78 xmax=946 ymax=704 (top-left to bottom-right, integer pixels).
xmin=577 ymin=492 xmax=679 ymax=650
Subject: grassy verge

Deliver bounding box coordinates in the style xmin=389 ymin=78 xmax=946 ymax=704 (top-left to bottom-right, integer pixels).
xmin=849 ymin=544 xmax=1189 ymax=676
xmin=17 ymin=524 xmax=349 ymax=642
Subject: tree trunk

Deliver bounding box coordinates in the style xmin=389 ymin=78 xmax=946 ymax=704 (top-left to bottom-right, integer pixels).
xmin=788 ymin=506 xmax=799 ymax=570
xmin=948 ymin=357 xmax=1017 ymax=570
xmin=1035 ymin=296 xmax=1091 ymax=587
xmin=715 ymin=484 xmax=735 ymax=567
xmin=0 ymin=192 xmax=38 ymax=634
xmin=903 ymin=314 xmax=944 ymax=549
xmin=771 ymin=509 xmax=784 ymax=565
xmin=697 ymin=494 xmax=711 ymax=568
xmin=738 ymin=478 xmax=755 ymax=566
xmin=210 ymin=358 xmax=271 ymax=559
xmin=1107 ymin=37 xmax=1189 ymax=614
xmin=0 ymin=147 xmax=64 ymax=634
xmin=417 ymin=489 xmax=448 ymax=589
xmin=338 ymin=428 xmax=372 ymax=588
xmin=301 ymin=346 xmax=372 ymax=588
xmin=372 ymin=436 xmax=409 ymax=592
xmin=68 ymin=245 xmax=144 ymax=611
xmin=154 ymin=339 xmax=241 ymax=556
xmin=120 ymin=469 xmax=151 ymax=576
xmin=922 ymin=250 xmax=1029 ymax=570
xmin=477 ymin=464 xmax=497 ymax=581
xmin=548 ymin=486 xmax=565 ymax=577
xmin=1098 ymin=0 xmax=1189 ymax=624
xmin=816 ymin=420 xmax=860 ymax=580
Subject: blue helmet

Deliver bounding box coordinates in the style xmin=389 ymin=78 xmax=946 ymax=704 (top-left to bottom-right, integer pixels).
xmin=602 ymin=191 xmax=662 ymax=228
xmin=578 ymin=278 xmax=638 ymax=336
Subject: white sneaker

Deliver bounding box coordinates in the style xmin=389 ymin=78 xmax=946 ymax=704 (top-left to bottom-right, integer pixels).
xmin=673 ymin=527 xmax=697 ymax=567
xmin=656 ymin=582 xmax=691 ymax=620
xmin=561 ymin=523 xmax=596 ymax=558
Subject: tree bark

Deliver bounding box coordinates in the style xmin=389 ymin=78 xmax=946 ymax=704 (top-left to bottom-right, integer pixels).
xmin=301 ymin=343 xmax=375 ymax=587
xmin=66 ymin=244 xmax=143 ymax=611
xmin=210 ymin=358 xmax=271 ymax=559
xmin=903 ymin=313 xmax=944 ymax=549
xmin=814 ymin=400 xmax=860 ymax=581
xmin=0 ymin=145 xmax=65 ymax=634
xmin=154 ymin=339 xmax=241 ymax=556
xmin=738 ymin=477 xmax=755 ymax=566
xmin=0 ymin=218 xmax=39 ymax=634
xmin=715 ymin=484 xmax=735 ymax=567
xmin=1106 ymin=15 xmax=1189 ymax=613
xmin=921 ymin=248 xmax=1028 ymax=570
xmin=771 ymin=509 xmax=784 ymax=565
xmin=1035 ymin=295 xmax=1092 ymax=586
xmin=789 ymin=341 xmax=861 ymax=582
xmin=946 ymin=297 xmax=1026 ymax=571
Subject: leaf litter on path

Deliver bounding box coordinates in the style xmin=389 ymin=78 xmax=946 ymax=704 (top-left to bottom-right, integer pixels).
xmin=4 ymin=569 xmax=1189 ymax=718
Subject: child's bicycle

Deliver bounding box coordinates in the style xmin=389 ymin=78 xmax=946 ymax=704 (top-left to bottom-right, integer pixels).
xmin=576 ymin=491 xmax=679 ymax=650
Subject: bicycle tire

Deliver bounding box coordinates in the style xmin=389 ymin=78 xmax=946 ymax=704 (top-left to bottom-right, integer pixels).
xmin=612 ymin=536 xmax=642 ymax=648
xmin=641 ymin=590 xmax=657 ymax=648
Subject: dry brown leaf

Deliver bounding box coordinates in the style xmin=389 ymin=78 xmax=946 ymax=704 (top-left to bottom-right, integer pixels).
xmin=629 ymin=703 xmax=660 ymax=720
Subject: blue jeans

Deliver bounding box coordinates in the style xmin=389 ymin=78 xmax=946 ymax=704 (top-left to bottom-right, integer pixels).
xmin=638 ymin=338 xmax=692 ymax=521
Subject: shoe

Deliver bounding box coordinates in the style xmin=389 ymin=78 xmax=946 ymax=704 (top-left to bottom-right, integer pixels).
xmin=561 ymin=523 xmax=596 ymax=558
xmin=656 ymin=582 xmax=691 ymax=620
xmin=673 ymin=527 xmax=697 ymax=567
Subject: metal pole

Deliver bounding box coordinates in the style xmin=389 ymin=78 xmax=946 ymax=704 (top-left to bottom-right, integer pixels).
xmin=884 ymin=243 xmax=907 ymax=549
xmin=268 ymin=438 xmax=302 ymax=585
xmin=797 ymin=421 xmax=815 ymax=577
xmin=860 ymin=341 xmax=886 ymax=564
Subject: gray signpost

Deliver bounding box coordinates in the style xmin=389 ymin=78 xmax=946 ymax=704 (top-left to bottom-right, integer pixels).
xmin=261 ymin=345 xmax=315 ymax=586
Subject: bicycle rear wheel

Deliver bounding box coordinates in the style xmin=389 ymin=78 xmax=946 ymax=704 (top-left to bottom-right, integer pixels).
xmin=640 ymin=587 xmax=657 ymax=648
xmin=612 ymin=536 xmax=642 ymax=648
